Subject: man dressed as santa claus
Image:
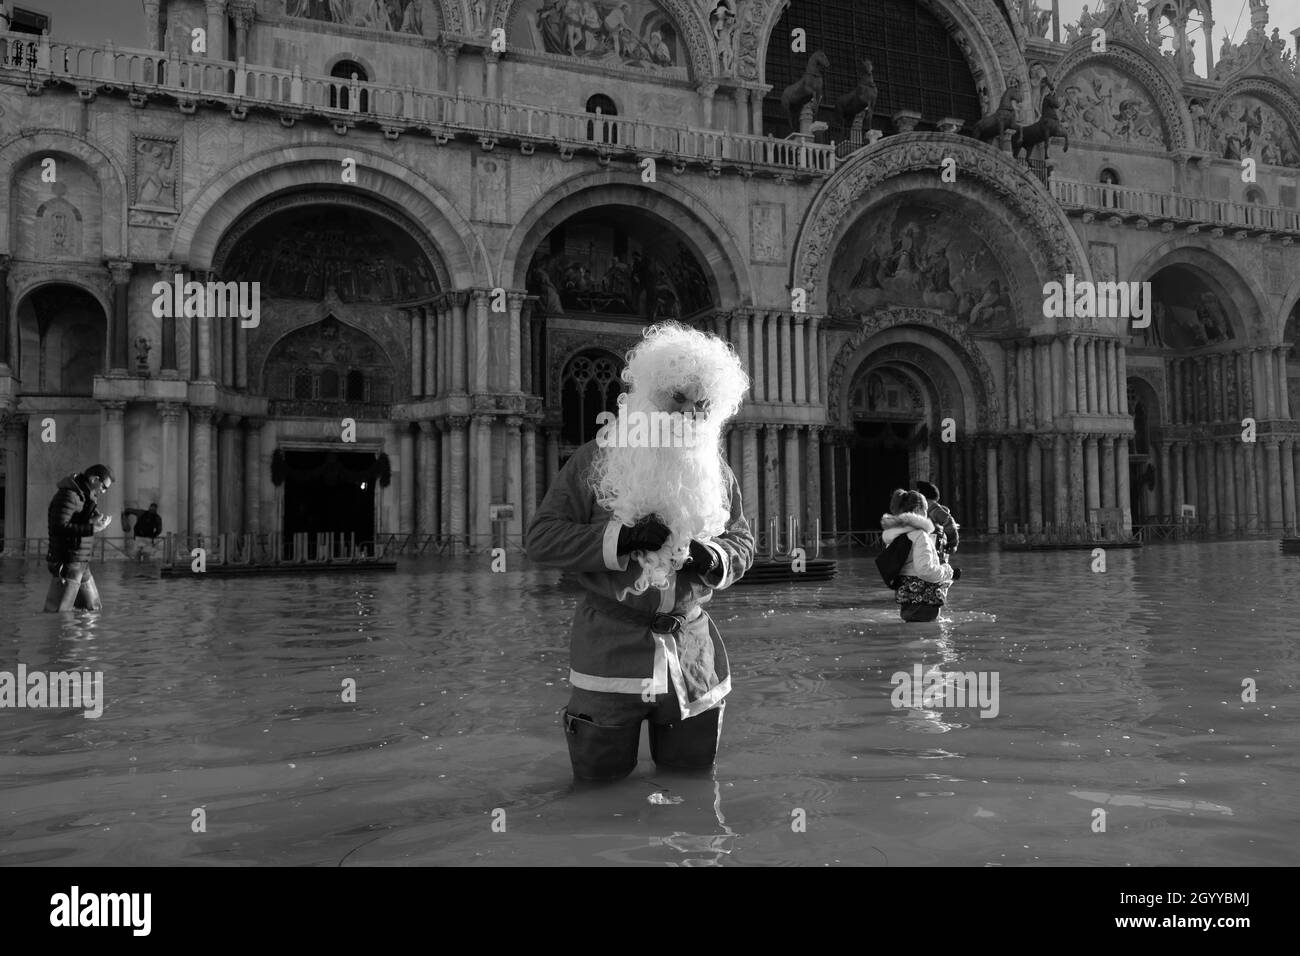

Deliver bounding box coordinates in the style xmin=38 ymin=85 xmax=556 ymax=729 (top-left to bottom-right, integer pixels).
xmin=526 ymin=322 xmax=754 ymax=782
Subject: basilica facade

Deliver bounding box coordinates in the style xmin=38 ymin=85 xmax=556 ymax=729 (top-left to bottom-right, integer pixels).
xmin=2 ymin=0 xmax=1300 ymax=554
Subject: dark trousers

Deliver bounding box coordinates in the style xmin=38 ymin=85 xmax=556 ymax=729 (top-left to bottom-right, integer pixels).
xmin=562 ymin=686 xmax=725 ymax=782
xmin=43 ymin=561 xmax=102 ymax=612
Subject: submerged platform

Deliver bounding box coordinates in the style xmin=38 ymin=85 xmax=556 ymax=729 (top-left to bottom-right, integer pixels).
xmin=734 ymin=557 xmax=838 ymax=585
xmin=161 ymin=560 xmax=398 ymax=578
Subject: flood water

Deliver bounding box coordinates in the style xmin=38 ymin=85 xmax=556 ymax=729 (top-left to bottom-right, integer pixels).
xmin=1 ymin=541 xmax=1297 ymax=867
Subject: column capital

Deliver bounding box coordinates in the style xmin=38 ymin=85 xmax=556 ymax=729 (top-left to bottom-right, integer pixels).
xmin=230 ymin=0 xmax=255 ymax=27
xmin=696 ymin=81 xmax=719 ymax=98
xmin=507 ymin=290 xmax=527 ymax=309
xmin=1033 ymin=433 xmax=1055 ymax=450
xmin=0 ymin=253 xmax=12 ymax=274
xmin=471 ymin=412 xmax=495 ymax=425
xmin=1010 ymin=432 xmax=1030 ymax=447
xmin=157 ymin=402 xmax=184 ymax=422
xmin=793 ymin=313 xmax=807 ymax=327
xmin=505 ymin=415 xmax=524 ymax=430
xmin=204 ymin=0 xmax=228 ymax=12
xmin=2 ymin=411 xmax=26 ymax=437
xmin=220 ymin=413 xmax=243 ymax=428
xmin=100 ymin=400 xmax=127 ymax=416
xmin=484 ymin=49 xmax=502 ymax=64
xmin=440 ymin=37 xmax=463 ymax=57
xmin=808 ymin=424 xmax=824 ymax=437
xmin=243 ymin=416 xmax=266 ymax=431
xmin=738 ymin=421 xmax=760 ymax=433
xmin=106 ymin=260 xmax=134 ymax=285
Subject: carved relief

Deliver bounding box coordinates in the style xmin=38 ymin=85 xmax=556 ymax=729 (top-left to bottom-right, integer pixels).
xmin=472 ymin=152 xmax=510 ymax=224
xmin=35 ymin=194 xmax=83 ymax=259
xmin=1057 ymin=64 xmax=1166 ymax=149
xmin=132 ymin=134 xmax=178 ymax=210
xmin=749 ymin=201 xmax=784 ymax=262
xmin=1201 ymin=93 xmax=1300 ymax=168
xmin=284 ymin=0 xmax=438 ymax=35
xmin=1052 ymin=45 xmax=1187 ymax=151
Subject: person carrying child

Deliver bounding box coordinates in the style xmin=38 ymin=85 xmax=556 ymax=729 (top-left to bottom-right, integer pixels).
xmin=879 ymin=488 xmax=959 ymax=623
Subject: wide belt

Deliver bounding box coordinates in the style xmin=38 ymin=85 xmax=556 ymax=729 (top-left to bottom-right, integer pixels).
xmin=584 ymin=592 xmax=704 ymax=635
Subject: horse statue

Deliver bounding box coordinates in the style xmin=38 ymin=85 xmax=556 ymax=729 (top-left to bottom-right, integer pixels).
xmin=781 ymin=50 xmax=831 ymax=133
xmin=970 ymin=83 xmax=1023 ymax=143
xmin=1012 ymin=89 xmax=1070 ymax=161
xmin=836 ymin=56 xmax=878 ymax=138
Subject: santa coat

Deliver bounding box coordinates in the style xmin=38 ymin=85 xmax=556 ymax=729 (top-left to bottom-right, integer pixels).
xmin=880 ymin=512 xmax=954 ymax=584
xmin=525 ymin=440 xmax=755 ymax=718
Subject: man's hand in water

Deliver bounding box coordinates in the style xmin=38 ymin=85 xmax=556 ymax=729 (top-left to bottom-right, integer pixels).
xmin=92 ymin=514 xmax=112 ymax=533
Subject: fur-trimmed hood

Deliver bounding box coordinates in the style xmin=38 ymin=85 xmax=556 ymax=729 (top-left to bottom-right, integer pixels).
xmin=881 ymin=511 xmax=935 ymax=545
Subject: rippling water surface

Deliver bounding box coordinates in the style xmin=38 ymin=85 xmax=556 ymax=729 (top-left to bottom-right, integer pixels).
xmin=1 ymin=541 xmax=1297 ymax=867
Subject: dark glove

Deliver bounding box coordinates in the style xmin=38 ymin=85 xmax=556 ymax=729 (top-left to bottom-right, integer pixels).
xmin=951 ymin=566 xmax=962 ymax=581
xmin=686 ymin=539 xmax=717 ymax=575
xmin=617 ymin=515 xmax=670 ymax=555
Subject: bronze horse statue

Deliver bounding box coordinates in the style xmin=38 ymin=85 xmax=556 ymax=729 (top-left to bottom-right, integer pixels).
xmin=970 ymin=83 xmax=1023 ymax=143
xmin=781 ymin=50 xmax=830 ymax=133
xmin=836 ymin=56 xmax=878 ymax=136
xmin=1012 ymin=90 xmax=1070 ymax=161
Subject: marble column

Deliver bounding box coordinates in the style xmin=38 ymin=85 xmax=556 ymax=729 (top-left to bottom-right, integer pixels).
xmin=2 ymin=414 xmax=27 ymax=542
xmin=218 ymin=414 xmax=242 ymax=535
xmin=750 ymin=312 xmax=765 ymax=403
xmin=522 ymin=424 xmax=537 ymax=529
xmin=779 ymin=313 xmax=794 ymax=404
xmin=474 ymin=291 xmax=490 ymax=394
xmin=1275 ymin=348 xmax=1291 ymax=421
xmin=451 ymin=294 xmax=468 ymax=394
xmin=439 ymin=422 xmax=450 ymax=539
xmin=407 ymin=309 xmax=422 ymax=398
xmin=766 ymin=313 xmax=780 ymax=405
xmin=399 ymin=425 xmax=415 ymax=533
xmin=1244 ymin=442 xmax=1260 ymax=531
xmin=1027 ymin=436 xmax=1046 ymax=531
xmin=1265 ymin=439 xmax=1283 ymax=533
xmin=1005 ymin=345 xmax=1020 ymax=431
xmin=741 ymin=423 xmax=760 ymax=532
xmin=998 ymin=436 xmax=1015 ymax=529
xmin=1100 ymin=436 xmax=1116 ymax=510
xmin=985 ymin=438 xmax=1000 ymax=534
xmin=1185 ymin=441 xmax=1200 ymax=523
xmin=1232 ymin=443 xmax=1246 ymax=529
xmin=820 ymin=429 xmax=837 ymax=534
xmin=234 ymin=312 xmax=247 ymax=390
xmin=0 ymin=254 xmax=11 ymax=374
xmin=242 ymin=418 xmax=262 ymax=534
xmin=1085 ymin=339 xmax=1098 ymax=413
xmin=158 ymin=403 xmax=182 ymax=539
xmin=259 ymin=420 xmax=276 ymax=538
xmin=507 ymin=294 xmax=525 ymax=393
xmin=783 ymin=425 xmax=800 ymax=532
xmin=1155 ymin=440 xmax=1170 ymax=519
xmin=1036 ymin=342 xmax=1052 ymax=426
xmin=231 ymin=0 xmax=254 ymax=61
xmin=764 ymin=424 xmax=781 ymax=526
xmin=793 ymin=315 xmax=807 ymax=404
xmin=1172 ymin=441 xmax=1187 ymax=515
xmin=424 ymin=305 xmax=438 ymax=397
xmin=448 ymin=416 xmax=469 ymax=549
xmin=1259 ymin=348 xmax=1277 ymax=420
xmin=544 ymin=427 xmax=560 ymax=490
xmin=1053 ymin=434 xmax=1068 ymax=526
xmin=521 ymin=302 xmax=534 ymax=395
xmin=418 ymin=420 xmax=437 ymax=537
xmin=204 ymin=0 xmax=226 ymax=60
xmin=1063 ymin=336 xmax=1078 ymax=415
xmin=189 ymin=408 xmax=214 ymax=538
xmin=1084 ymin=434 xmax=1101 ymax=519
xmin=1212 ymin=441 xmax=1230 ymax=533
xmin=438 ymin=299 xmax=450 ymax=396
xmin=505 ymin=417 xmax=523 ymax=541
xmin=1198 ymin=439 xmax=1213 ymax=532
xmin=808 ymin=315 xmax=822 ymax=406
xmin=1282 ymin=438 xmax=1297 ymax=535
xmin=807 ymin=426 xmax=823 ymax=535
xmin=474 ymin=414 xmax=492 ymax=549
xmin=100 ymin=404 xmax=127 ymax=527
xmin=1116 ymin=435 xmax=1131 ymax=534
xmin=736 ymin=311 xmax=752 ymax=387
xmin=1116 ymin=343 xmax=1128 ymax=415
xmin=1066 ymin=433 xmax=1084 ymax=527
xmin=1071 ymin=340 xmax=1085 ymax=415
xmin=1106 ymin=341 xmax=1119 ymax=417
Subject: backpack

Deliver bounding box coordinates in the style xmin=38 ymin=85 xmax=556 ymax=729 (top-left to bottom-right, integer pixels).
xmin=875 ymin=533 xmax=913 ymax=589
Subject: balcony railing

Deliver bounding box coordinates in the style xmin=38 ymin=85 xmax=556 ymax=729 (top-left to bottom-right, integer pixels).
xmin=0 ymin=30 xmax=836 ymax=176
xmin=1052 ymin=178 xmax=1300 ymax=235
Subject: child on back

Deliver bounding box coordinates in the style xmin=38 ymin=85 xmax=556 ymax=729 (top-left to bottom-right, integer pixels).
xmin=881 ymin=488 xmax=958 ymax=623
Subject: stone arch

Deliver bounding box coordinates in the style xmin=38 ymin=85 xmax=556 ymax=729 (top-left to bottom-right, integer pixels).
xmin=1275 ymin=273 xmax=1300 ymax=347
xmin=171 ymin=145 xmax=485 ymax=289
xmin=489 ymin=0 xmax=715 ymax=81
xmin=792 ymin=132 xmax=1088 ymax=316
xmin=260 ymin=314 xmax=397 ymax=402
xmin=0 ymin=130 xmax=129 ymax=258
xmin=1127 ymin=372 xmax=1163 ymax=427
xmin=12 ymin=280 xmax=111 ymax=393
xmin=845 ymin=336 xmax=969 ymax=429
xmin=1051 ymin=39 xmax=1190 ymax=151
xmin=826 ymin=308 xmax=998 ymax=431
xmin=1127 ymin=238 xmax=1270 ymax=344
xmin=752 ymin=0 xmax=1028 ymax=101
xmin=11 ymin=274 xmax=112 ymax=321
xmin=501 ymin=169 xmax=751 ymax=306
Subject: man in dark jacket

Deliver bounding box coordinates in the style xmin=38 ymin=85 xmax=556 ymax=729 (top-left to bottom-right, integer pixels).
xmin=44 ymin=464 xmax=114 ymax=612
xmin=916 ymin=480 xmax=959 ymax=557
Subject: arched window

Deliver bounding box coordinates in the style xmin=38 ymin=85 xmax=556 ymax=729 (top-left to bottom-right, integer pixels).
xmin=347 ymin=370 xmax=366 ymax=402
xmin=586 ymin=94 xmax=619 ymax=145
xmin=329 ymin=60 xmax=369 ymax=112
xmin=293 ymin=370 xmax=313 ymax=399
xmin=561 ymin=349 xmax=625 ymax=449
xmin=319 ymin=368 xmax=340 ymax=399
xmin=1100 ymin=168 xmax=1122 ymax=209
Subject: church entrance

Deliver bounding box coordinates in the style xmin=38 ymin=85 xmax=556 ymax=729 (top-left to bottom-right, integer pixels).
xmin=850 ymin=421 xmax=915 ymax=531
xmin=281 ymin=450 xmax=377 ymax=556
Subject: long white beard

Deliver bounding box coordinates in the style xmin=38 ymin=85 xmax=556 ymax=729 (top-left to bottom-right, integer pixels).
xmin=593 ymin=405 xmax=730 ymax=594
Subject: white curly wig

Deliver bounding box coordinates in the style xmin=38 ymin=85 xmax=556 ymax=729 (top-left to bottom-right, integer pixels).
xmin=590 ymin=322 xmax=750 ymax=593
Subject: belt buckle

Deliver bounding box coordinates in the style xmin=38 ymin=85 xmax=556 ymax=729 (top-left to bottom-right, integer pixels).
xmin=650 ymin=613 xmax=685 ymax=635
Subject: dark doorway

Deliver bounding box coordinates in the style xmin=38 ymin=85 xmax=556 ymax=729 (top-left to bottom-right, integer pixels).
xmin=850 ymin=421 xmax=914 ymax=533
xmin=282 ymin=450 xmax=376 ymax=556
